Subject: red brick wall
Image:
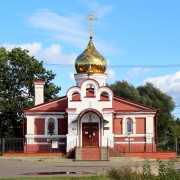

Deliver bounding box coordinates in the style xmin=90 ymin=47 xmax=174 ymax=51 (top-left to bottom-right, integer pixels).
xmin=113 ymin=118 xmax=122 ymax=134
xmin=24 ymin=144 xmax=66 ymax=153
xmin=113 ymin=99 xmax=143 ymax=111
xmin=125 ymin=152 xmax=176 ymax=160
xmin=34 ymin=118 xmax=45 ymax=135
xmin=58 ymin=118 xmax=68 ymax=134
xmin=115 ymin=143 xmax=156 ymax=152
xmin=136 ymin=118 xmax=146 ymax=134
xmin=34 ymin=98 xmax=68 ymax=111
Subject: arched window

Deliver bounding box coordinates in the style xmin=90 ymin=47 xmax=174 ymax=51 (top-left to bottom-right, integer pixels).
xmin=72 ymin=91 xmax=81 ymax=101
xmin=127 ymin=118 xmax=133 ymax=134
xmin=122 ymin=117 xmax=136 ymax=134
xmin=48 ymin=118 xmax=55 ymax=135
xmin=100 ymin=91 xmax=109 ymax=101
xmin=86 ymin=84 xmax=95 ymax=97
xmin=45 ymin=117 xmax=58 ymax=135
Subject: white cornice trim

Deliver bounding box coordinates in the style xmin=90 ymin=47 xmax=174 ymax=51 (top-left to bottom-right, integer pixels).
xmin=115 ymin=114 xmax=155 ymax=118
xmin=25 ymin=142 xmax=65 ymax=145
xmin=114 ymin=134 xmax=154 ymax=137
xmin=25 ymin=134 xmax=66 ymax=138
xmin=115 ymin=142 xmax=153 ymax=144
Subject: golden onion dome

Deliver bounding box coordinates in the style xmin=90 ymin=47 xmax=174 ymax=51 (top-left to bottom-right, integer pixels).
xmin=75 ymin=37 xmax=107 ymax=74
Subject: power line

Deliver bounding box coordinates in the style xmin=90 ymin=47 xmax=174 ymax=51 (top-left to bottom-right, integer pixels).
xmin=2 ymin=62 xmax=180 ymax=69
xmin=175 ymin=105 xmax=180 ymax=107
xmin=43 ymin=63 xmax=180 ymax=69
xmin=173 ymin=112 xmax=180 ymax=114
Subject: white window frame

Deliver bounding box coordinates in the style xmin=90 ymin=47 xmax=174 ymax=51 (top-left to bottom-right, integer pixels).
xmin=122 ymin=116 xmax=136 ymax=135
xmin=45 ymin=117 xmax=58 ymax=135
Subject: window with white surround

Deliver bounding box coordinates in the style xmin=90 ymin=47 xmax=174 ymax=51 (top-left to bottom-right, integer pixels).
xmin=100 ymin=91 xmax=109 ymax=101
xmin=122 ymin=117 xmax=136 ymax=134
xmin=86 ymin=84 xmax=95 ymax=97
xmin=72 ymin=91 xmax=81 ymax=101
xmin=127 ymin=118 xmax=133 ymax=133
xmin=45 ymin=117 xmax=58 ymax=135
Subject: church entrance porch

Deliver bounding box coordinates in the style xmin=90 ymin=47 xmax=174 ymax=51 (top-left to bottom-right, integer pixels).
xmin=82 ymin=123 xmax=99 ymax=147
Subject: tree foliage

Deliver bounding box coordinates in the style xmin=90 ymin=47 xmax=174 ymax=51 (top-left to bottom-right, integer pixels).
xmin=109 ymin=81 xmax=141 ymax=102
xmin=169 ymin=118 xmax=180 ymax=140
xmin=137 ymin=82 xmax=175 ymax=137
xmin=0 ymin=47 xmax=61 ymax=137
xmin=108 ymin=80 xmax=175 ymax=138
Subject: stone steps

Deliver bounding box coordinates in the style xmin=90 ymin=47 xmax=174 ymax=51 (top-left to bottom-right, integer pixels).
xmin=75 ymin=147 xmax=109 ymax=160
xmin=81 ymin=147 xmax=101 ymax=160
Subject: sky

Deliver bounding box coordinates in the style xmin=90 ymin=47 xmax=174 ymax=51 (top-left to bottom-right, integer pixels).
xmin=1 ymin=0 xmax=180 ymax=116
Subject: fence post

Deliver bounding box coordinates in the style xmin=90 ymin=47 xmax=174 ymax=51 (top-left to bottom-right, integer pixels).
xmin=107 ymin=138 xmax=109 ymax=160
xmin=2 ymin=138 xmax=5 ymax=155
xmin=128 ymin=137 xmax=131 ymax=152
xmin=175 ymin=138 xmax=177 ymax=154
xmin=25 ymin=138 xmax=27 ymax=153
xmin=152 ymin=137 xmax=154 ymax=152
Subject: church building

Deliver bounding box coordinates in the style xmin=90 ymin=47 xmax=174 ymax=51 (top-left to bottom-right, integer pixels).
xmin=23 ymin=14 xmax=160 ymax=160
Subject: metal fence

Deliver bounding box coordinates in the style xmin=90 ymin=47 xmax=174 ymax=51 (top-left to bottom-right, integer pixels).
xmin=177 ymin=140 xmax=180 ymax=157
xmin=0 ymin=137 xmax=179 ymax=156
xmin=107 ymin=137 xmax=179 ymax=154
xmin=0 ymin=138 xmax=66 ymax=154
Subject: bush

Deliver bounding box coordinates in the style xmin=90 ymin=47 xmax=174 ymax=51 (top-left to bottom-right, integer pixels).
xmin=157 ymin=159 xmax=179 ymax=180
xmin=106 ymin=159 xmax=179 ymax=180
xmin=107 ymin=167 xmax=144 ymax=180
xmin=142 ymin=159 xmax=155 ymax=179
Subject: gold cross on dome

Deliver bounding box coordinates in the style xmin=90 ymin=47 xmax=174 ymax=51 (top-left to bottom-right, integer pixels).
xmin=85 ymin=13 xmax=97 ymax=38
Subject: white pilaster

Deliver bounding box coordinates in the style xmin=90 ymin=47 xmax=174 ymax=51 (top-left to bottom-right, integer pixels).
xmin=146 ymin=116 xmax=154 ymax=134
xmin=26 ymin=116 xmax=34 ymax=134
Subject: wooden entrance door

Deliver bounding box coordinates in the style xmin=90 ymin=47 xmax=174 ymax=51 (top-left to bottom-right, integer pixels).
xmin=82 ymin=123 xmax=99 ymax=147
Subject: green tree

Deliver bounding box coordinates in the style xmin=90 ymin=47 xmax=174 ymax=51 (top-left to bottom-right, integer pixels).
xmin=109 ymin=80 xmax=141 ymax=102
xmin=137 ymin=82 xmax=175 ymax=138
xmin=109 ymin=81 xmax=175 ymax=138
xmin=0 ymin=47 xmax=61 ymax=137
xmin=169 ymin=118 xmax=180 ymax=140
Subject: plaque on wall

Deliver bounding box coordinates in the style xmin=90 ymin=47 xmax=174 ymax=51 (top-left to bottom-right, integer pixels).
xmin=103 ymin=127 xmax=109 ymax=130
xmin=52 ymin=140 xmax=58 ymax=148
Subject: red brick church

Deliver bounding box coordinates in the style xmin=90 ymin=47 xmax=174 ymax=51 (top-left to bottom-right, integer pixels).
xmin=23 ymin=14 xmax=175 ymax=160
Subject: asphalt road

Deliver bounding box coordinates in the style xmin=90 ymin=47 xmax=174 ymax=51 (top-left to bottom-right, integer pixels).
xmin=0 ymin=159 xmax=179 ymax=178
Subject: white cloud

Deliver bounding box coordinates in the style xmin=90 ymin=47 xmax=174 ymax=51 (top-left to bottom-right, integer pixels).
xmin=82 ymin=0 xmax=113 ymax=18
xmin=3 ymin=42 xmax=42 ymax=56
xmin=26 ymin=9 xmax=117 ymax=56
xmin=144 ymin=71 xmax=180 ymax=104
xmin=2 ymin=42 xmax=77 ymax=64
xmin=37 ymin=44 xmax=76 ymax=64
xmin=107 ymin=69 xmax=116 ymax=80
xmin=28 ymin=10 xmax=85 ymax=35
xmin=124 ymin=68 xmax=151 ymax=80
xmin=27 ymin=10 xmax=88 ymax=47
xmin=69 ymin=72 xmax=75 ymax=81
